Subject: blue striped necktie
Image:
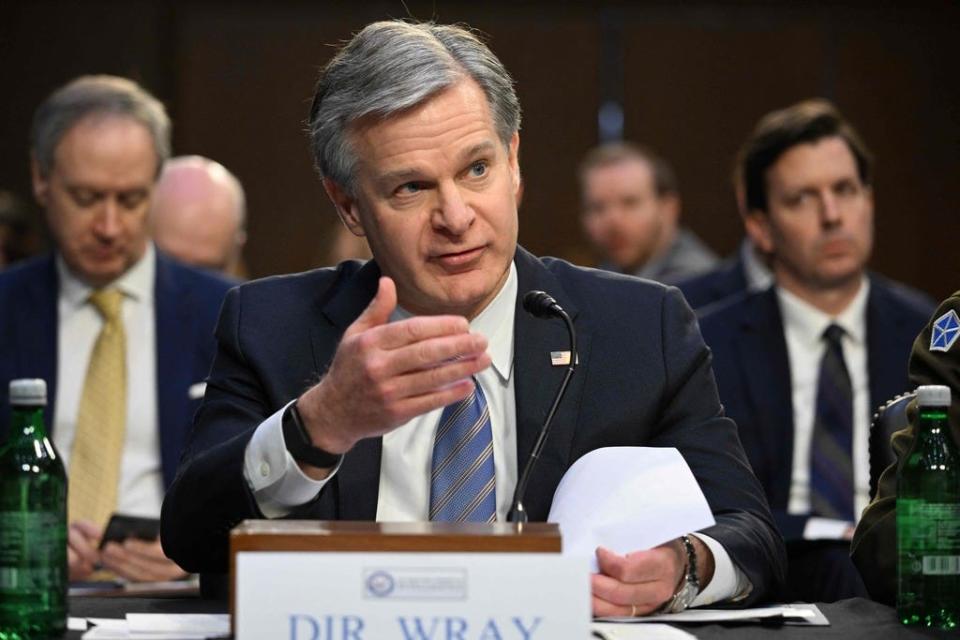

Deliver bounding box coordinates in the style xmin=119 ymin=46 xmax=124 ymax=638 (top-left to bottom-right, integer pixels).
xmin=429 ymin=380 xmax=497 ymax=522
xmin=809 ymin=323 xmax=855 ymax=521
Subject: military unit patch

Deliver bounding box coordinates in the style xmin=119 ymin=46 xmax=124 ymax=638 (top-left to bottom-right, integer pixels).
xmin=930 ymin=309 xmax=960 ymax=352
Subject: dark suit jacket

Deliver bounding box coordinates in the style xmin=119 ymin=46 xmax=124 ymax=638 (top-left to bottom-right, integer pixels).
xmin=852 ymin=290 xmax=960 ymax=604
xmin=676 ymin=254 xmax=749 ymax=312
xmin=161 ymin=247 xmax=786 ymax=603
xmin=698 ymin=277 xmax=934 ymax=540
xmin=0 ymin=252 xmax=233 ymax=489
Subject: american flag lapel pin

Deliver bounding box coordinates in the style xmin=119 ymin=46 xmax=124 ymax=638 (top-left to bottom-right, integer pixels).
xmin=550 ymin=350 xmax=572 ymax=366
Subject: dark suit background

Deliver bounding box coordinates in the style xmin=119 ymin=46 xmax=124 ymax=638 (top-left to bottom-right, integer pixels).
xmin=698 ymin=277 xmax=933 ymax=599
xmin=0 ymin=252 xmax=233 ymax=489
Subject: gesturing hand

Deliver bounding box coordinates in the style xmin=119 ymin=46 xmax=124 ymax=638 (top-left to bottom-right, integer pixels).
xmin=296 ymin=276 xmax=492 ymax=469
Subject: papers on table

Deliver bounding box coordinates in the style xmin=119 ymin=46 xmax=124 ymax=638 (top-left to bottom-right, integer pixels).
xmin=548 ymin=447 xmax=715 ymax=569
xmin=595 ymin=603 xmax=828 ymax=626
xmin=69 ymin=576 xmax=200 ymax=598
xmin=75 ymin=614 xmax=229 ymax=639
xmin=592 ymin=623 xmax=698 ymax=639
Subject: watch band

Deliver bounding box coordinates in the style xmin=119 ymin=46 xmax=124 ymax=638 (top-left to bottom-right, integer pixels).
xmin=281 ymin=401 xmax=342 ymax=468
xmin=663 ymin=534 xmax=700 ymax=613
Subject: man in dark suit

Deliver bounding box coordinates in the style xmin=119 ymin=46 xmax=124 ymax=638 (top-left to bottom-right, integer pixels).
xmin=699 ymin=99 xmax=933 ymax=602
xmin=161 ymin=20 xmax=785 ymax=613
xmin=852 ymin=291 xmax=960 ymax=604
xmin=0 ymin=76 xmax=233 ymax=582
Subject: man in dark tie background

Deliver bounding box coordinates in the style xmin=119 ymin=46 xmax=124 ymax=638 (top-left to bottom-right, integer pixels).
xmin=698 ymin=99 xmax=933 ymax=602
xmin=161 ymin=19 xmax=785 ymax=614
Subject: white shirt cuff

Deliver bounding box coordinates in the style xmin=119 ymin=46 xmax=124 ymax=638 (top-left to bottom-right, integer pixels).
xmin=689 ymin=533 xmax=752 ymax=606
xmin=243 ymin=400 xmax=341 ymax=518
xmin=803 ymin=517 xmax=852 ymax=540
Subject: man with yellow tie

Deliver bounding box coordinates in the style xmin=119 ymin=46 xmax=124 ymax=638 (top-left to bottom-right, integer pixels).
xmin=0 ymin=76 xmax=233 ymax=581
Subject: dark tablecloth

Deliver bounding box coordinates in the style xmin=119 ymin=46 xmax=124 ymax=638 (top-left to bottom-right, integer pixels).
xmin=67 ymin=596 xmax=955 ymax=639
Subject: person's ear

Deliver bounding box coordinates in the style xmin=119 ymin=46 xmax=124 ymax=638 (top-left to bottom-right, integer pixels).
xmin=30 ymin=155 xmax=50 ymax=208
xmin=323 ymin=178 xmax=365 ymax=237
xmin=744 ymin=209 xmax=775 ymax=255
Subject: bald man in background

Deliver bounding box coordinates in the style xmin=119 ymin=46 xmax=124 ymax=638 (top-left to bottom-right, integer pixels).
xmin=151 ymin=156 xmax=246 ymax=278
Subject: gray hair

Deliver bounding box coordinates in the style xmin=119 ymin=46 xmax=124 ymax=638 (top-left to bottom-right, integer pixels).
xmin=307 ymin=20 xmax=521 ymax=193
xmin=31 ymin=75 xmax=171 ymax=177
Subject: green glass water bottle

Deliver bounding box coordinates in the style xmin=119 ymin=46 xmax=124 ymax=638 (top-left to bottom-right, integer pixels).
xmin=897 ymin=384 xmax=960 ymax=629
xmin=0 ymin=379 xmax=67 ymax=639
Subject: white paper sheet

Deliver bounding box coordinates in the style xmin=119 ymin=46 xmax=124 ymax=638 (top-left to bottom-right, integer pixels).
xmin=80 ymin=614 xmax=230 ymax=639
xmin=68 ymin=617 xmax=89 ymax=631
xmin=126 ymin=614 xmax=229 ymax=634
xmin=592 ymin=622 xmax=698 ymax=639
xmin=548 ymin=447 xmax=715 ymax=570
xmin=595 ymin=603 xmax=826 ymax=625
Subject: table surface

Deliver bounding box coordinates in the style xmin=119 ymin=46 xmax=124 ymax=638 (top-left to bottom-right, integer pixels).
xmin=65 ymin=596 xmax=956 ymax=639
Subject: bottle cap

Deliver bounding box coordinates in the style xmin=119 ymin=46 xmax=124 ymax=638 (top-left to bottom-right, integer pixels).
xmin=917 ymin=384 xmax=951 ymax=407
xmin=9 ymin=379 xmax=47 ymax=406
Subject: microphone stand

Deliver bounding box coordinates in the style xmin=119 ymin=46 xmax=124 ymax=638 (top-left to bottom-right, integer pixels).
xmin=507 ymin=308 xmax=577 ymax=524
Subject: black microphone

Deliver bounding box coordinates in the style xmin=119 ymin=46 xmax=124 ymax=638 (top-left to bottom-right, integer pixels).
xmin=522 ymin=290 xmax=563 ymax=319
xmin=507 ymin=290 xmax=578 ymax=524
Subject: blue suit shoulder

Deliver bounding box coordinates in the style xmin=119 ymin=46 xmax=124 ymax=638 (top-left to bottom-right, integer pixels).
xmin=226 ymin=260 xmax=367 ymax=310
xmin=868 ymin=272 xmax=936 ymax=319
xmin=155 ymin=252 xmax=237 ymax=324
xmin=538 ymin=255 xmax=673 ymax=306
xmin=157 ymin=253 xmax=236 ymax=294
xmin=0 ymin=254 xmax=56 ymax=295
xmin=696 ymin=287 xmax=761 ymax=336
xmin=675 ymin=255 xmax=748 ymax=311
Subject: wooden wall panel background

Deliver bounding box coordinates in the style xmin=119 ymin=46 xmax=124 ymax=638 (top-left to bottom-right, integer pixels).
xmin=1 ymin=1 xmax=957 ymax=299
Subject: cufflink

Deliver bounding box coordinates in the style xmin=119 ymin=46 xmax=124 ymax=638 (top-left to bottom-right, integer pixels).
xmin=188 ymin=382 xmax=207 ymax=400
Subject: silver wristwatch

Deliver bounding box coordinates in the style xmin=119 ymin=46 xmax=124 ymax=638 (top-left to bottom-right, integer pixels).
xmin=664 ymin=535 xmax=700 ymax=613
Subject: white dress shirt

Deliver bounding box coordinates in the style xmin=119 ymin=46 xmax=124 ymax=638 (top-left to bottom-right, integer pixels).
xmin=243 ymin=262 xmax=746 ymax=605
xmin=777 ymin=279 xmax=871 ymax=539
xmin=53 ymin=243 xmax=164 ymax=519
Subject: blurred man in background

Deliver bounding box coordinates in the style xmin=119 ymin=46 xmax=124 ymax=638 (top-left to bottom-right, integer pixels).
xmin=0 ymin=190 xmax=42 ymax=269
xmin=698 ymin=99 xmax=934 ymax=602
xmin=151 ymin=155 xmax=246 ymax=278
xmin=579 ymin=142 xmax=717 ymax=285
xmin=0 ymin=75 xmax=233 ymax=582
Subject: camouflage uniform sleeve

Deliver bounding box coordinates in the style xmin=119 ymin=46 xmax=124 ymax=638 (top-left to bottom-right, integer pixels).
xmin=851 ymin=291 xmax=960 ymax=604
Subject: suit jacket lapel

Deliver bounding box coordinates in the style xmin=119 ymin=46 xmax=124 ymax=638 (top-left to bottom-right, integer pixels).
xmin=315 ymin=261 xmax=383 ymax=520
xmin=512 ymin=249 xmax=591 ymax=520
xmin=155 ymin=254 xmax=194 ymax=489
xmin=738 ymin=289 xmax=794 ymax=507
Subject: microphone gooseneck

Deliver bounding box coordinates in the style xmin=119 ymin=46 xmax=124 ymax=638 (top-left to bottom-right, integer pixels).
xmin=507 ymin=290 xmax=578 ymax=524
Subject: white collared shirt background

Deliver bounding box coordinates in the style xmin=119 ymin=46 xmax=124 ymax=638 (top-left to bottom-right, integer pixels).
xmin=777 ymin=277 xmax=871 ymax=538
xmin=53 ymin=242 xmax=164 ymax=519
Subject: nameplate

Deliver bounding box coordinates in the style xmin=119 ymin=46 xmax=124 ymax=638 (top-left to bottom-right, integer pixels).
xmin=234 ymin=551 xmax=589 ymax=639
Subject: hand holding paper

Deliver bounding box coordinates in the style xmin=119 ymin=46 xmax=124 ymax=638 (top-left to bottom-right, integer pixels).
xmin=547 ymin=447 xmax=716 ymax=616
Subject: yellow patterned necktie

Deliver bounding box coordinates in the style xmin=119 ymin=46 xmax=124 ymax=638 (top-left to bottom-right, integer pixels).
xmin=68 ymin=288 xmax=127 ymax=528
